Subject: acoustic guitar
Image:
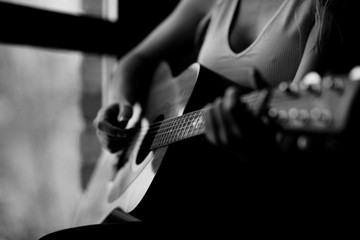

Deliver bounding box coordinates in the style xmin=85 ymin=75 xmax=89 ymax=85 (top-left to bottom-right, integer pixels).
xmin=75 ymin=62 xmax=360 ymax=225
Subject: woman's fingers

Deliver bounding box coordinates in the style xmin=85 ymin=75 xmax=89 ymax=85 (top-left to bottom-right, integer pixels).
xmin=118 ymin=104 xmax=133 ymax=128
xmin=94 ymin=103 xmax=134 ymax=153
xmin=97 ymin=131 xmax=128 ymax=153
xmin=222 ymin=87 xmax=243 ymax=139
xmin=96 ymin=121 xmax=126 ymax=138
xmin=204 ymin=102 xmax=220 ymax=146
xmin=204 ymin=87 xmax=247 ymax=148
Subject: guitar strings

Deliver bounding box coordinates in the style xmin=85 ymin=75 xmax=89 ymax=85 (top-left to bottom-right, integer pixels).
xmin=114 ymin=87 xmax=315 ymax=156
xmin=141 ymin=111 xmax=204 ymax=140
xmin=126 ymin=88 xmax=292 ymax=145
xmin=141 ymin=113 xmax=205 ymax=148
xmin=144 ymin=91 xmax=262 ymax=135
xmin=126 ymin=92 xmax=261 ymax=144
xmin=144 ymin=91 xmax=259 ymax=132
xmin=121 ymin=111 xmax=206 ymax=153
xmin=143 ymin=122 xmax=205 ymax=150
xmin=119 ymin=91 xmax=266 ymax=153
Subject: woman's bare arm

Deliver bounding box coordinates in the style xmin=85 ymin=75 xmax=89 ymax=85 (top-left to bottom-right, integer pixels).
xmin=107 ymin=0 xmax=216 ymax=106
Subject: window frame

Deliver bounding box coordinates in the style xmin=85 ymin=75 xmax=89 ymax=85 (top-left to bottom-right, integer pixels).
xmin=0 ymin=1 xmax=121 ymax=56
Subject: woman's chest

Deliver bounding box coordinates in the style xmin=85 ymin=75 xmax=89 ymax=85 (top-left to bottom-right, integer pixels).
xmin=229 ymin=0 xmax=286 ymax=53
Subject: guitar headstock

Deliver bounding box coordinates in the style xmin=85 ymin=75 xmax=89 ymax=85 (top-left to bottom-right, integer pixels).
xmin=264 ymin=74 xmax=360 ymax=138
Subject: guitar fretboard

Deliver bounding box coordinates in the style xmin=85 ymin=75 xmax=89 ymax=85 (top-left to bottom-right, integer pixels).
xmin=145 ymin=90 xmax=265 ymax=150
xmin=150 ymin=110 xmax=205 ymax=149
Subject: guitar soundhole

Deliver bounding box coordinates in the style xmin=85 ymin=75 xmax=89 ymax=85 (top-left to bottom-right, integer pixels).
xmin=135 ymin=115 xmax=164 ymax=164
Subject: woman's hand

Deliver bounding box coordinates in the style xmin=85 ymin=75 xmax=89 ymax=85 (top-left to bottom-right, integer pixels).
xmin=204 ymin=87 xmax=243 ymax=146
xmin=93 ymin=102 xmax=134 ymax=153
xmin=203 ymin=67 xmax=272 ymax=160
xmin=203 ymin=86 xmax=263 ymax=159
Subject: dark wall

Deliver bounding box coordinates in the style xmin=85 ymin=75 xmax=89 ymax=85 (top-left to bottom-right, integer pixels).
xmin=116 ymin=1 xmax=180 ymax=57
xmin=325 ymin=0 xmax=360 ymax=74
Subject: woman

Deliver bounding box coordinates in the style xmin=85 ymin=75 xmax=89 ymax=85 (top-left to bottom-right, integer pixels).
xmin=42 ymin=0 xmax=355 ymax=238
xmin=96 ymin=0 xmax=343 ymax=155
xmin=94 ymin=0 xmax=351 ymax=227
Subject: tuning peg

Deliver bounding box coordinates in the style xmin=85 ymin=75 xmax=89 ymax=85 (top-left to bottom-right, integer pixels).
xmin=275 ymin=132 xmax=294 ymax=151
xmin=321 ymin=75 xmax=345 ymax=94
xmin=332 ymin=77 xmax=345 ymax=92
xmin=310 ymin=108 xmax=332 ymax=128
xmin=267 ymin=107 xmax=278 ymax=119
xmin=302 ymin=72 xmax=321 ymax=85
xmin=349 ymin=66 xmax=360 ymax=81
xmin=289 ymin=108 xmax=310 ymax=127
xmin=300 ymin=72 xmax=322 ymax=94
xmin=307 ymin=83 xmax=322 ymax=94
xmin=322 ymin=76 xmax=334 ymax=89
xmin=267 ymin=108 xmax=290 ymax=126
xmin=278 ymin=82 xmax=289 ymax=91
xmin=297 ymin=136 xmax=309 ymax=150
xmin=322 ymin=76 xmax=345 ymax=92
xmin=278 ymin=82 xmax=300 ymax=96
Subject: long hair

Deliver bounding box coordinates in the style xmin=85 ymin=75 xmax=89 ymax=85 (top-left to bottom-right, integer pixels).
xmin=314 ymin=0 xmax=345 ymax=51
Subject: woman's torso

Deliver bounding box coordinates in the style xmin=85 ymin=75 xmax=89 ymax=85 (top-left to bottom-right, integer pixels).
xmin=197 ymin=0 xmax=316 ymax=88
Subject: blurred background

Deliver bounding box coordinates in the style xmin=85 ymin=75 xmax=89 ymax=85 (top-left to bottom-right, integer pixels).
xmin=0 ymin=0 xmax=178 ymax=239
xmin=1 ymin=1 xmax=360 ymax=239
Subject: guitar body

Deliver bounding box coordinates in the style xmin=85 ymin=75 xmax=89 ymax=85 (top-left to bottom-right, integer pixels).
xmin=75 ymin=62 xmax=245 ymax=226
xmin=112 ymin=62 xmax=243 ymax=206
xmin=125 ymin=63 xmax=254 ymax=224
xmin=106 ymin=62 xmax=202 ymax=213
xmin=99 ymin=62 xmax=252 ymax=226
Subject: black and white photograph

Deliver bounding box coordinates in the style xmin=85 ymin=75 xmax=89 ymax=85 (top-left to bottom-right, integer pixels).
xmin=1 ymin=1 xmax=360 ymax=239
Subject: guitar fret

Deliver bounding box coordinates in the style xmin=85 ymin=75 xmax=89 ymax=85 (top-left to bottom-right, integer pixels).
xmin=150 ymin=124 xmax=161 ymax=149
xmin=169 ymin=119 xmax=178 ymax=143
xmin=175 ymin=116 xmax=185 ymax=142
xmin=159 ymin=121 xmax=168 ymax=147
xmin=188 ymin=111 xmax=198 ymax=138
xmin=177 ymin=114 xmax=187 ymax=142
xmin=149 ymin=86 xmax=265 ymax=150
xmin=183 ymin=112 xmax=194 ymax=139
xmin=168 ymin=118 xmax=177 ymax=144
xmin=184 ymin=112 xmax=195 ymax=139
xmin=159 ymin=121 xmax=169 ymax=147
xmin=149 ymin=110 xmax=207 ymax=149
xmin=152 ymin=118 xmax=170 ymax=149
xmin=189 ymin=111 xmax=205 ymax=138
xmin=161 ymin=120 xmax=171 ymax=146
xmin=163 ymin=116 xmax=182 ymax=146
xmin=168 ymin=117 xmax=180 ymax=145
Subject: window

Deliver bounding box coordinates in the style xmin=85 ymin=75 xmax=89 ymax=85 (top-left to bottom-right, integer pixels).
xmin=0 ymin=1 xmax=180 ymax=239
xmin=0 ymin=0 xmax=83 ymax=15
xmin=0 ymin=1 xmax=118 ymax=239
xmin=0 ymin=0 xmax=117 ymax=20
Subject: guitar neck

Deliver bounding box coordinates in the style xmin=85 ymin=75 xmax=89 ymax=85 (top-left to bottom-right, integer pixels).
xmin=148 ymin=90 xmax=264 ymax=150
xmin=149 ymin=109 xmax=205 ymax=149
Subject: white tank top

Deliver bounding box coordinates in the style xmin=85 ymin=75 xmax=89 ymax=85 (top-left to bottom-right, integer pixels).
xmin=197 ymin=0 xmax=316 ymax=88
